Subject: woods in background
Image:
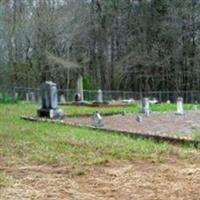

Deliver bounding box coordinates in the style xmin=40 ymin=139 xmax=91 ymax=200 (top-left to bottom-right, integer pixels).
xmin=0 ymin=0 xmax=200 ymax=92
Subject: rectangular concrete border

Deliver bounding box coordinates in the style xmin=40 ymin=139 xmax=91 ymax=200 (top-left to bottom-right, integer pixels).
xmin=21 ymin=116 xmax=199 ymax=146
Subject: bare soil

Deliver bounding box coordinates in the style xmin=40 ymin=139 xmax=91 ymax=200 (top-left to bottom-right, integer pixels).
xmin=0 ymin=158 xmax=200 ymax=200
xmin=65 ymin=111 xmax=200 ymax=140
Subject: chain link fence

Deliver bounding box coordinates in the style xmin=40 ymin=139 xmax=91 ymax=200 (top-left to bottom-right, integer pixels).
xmin=0 ymin=86 xmax=200 ymax=103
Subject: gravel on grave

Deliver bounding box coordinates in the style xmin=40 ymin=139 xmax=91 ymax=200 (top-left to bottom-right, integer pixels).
xmin=64 ymin=111 xmax=200 ymax=140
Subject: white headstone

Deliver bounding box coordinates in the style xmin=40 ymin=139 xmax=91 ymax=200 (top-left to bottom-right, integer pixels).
xmin=176 ymin=97 xmax=184 ymax=115
xmin=97 ymin=89 xmax=103 ymax=103
xmin=60 ymin=94 xmax=66 ymax=104
xmin=14 ymin=92 xmax=18 ymax=99
xmin=166 ymin=100 xmax=171 ymax=104
xmin=92 ymin=112 xmax=103 ymax=127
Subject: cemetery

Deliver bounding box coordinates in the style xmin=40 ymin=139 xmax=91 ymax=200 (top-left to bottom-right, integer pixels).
xmin=0 ymin=82 xmax=200 ymax=199
xmin=20 ymin=81 xmax=200 ymax=145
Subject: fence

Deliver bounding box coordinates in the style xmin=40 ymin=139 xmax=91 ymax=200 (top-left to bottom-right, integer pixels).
xmin=0 ymin=86 xmax=200 ymax=103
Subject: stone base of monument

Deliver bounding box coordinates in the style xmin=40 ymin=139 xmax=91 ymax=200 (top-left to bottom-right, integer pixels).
xmin=37 ymin=108 xmax=64 ymax=119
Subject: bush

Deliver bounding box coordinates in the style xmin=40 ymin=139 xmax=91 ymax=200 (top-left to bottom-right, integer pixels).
xmin=0 ymin=93 xmax=18 ymax=103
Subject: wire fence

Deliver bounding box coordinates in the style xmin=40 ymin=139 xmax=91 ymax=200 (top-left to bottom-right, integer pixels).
xmin=0 ymin=86 xmax=200 ymax=103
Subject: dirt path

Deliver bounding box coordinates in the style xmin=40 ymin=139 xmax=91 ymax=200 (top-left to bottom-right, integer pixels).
xmin=1 ymin=158 xmax=200 ymax=200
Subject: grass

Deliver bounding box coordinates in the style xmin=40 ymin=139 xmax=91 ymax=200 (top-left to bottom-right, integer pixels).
xmin=0 ymin=93 xmax=17 ymax=104
xmin=59 ymin=102 xmax=198 ymax=116
xmin=0 ymin=171 xmax=11 ymax=188
xmin=0 ymin=102 xmax=198 ymax=167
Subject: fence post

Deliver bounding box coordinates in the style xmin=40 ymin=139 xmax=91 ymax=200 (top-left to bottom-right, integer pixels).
xmin=159 ymin=91 xmax=162 ymax=102
xmin=191 ymin=91 xmax=193 ymax=103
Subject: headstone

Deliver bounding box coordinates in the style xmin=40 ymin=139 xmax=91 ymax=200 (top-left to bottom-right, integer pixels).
xmin=74 ymin=93 xmax=81 ymax=102
xmin=26 ymin=93 xmax=30 ymax=101
xmin=141 ymin=98 xmax=150 ymax=116
xmin=96 ymin=89 xmax=103 ymax=103
xmin=76 ymin=75 xmax=84 ymax=101
xmin=60 ymin=94 xmax=66 ymax=104
xmin=14 ymin=92 xmax=18 ymax=100
xmin=37 ymin=81 xmax=64 ymax=119
xmin=166 ymin=100 xmax=171 ymax=104
xmin=92 ymin=111 xmax=103 ymax=127
xmin=136 ymin=115 xmax=143 ymax=123
xmin=176 ymin=97 xmax=184 ymax=115
xmin=30 ymin=92 xmax=36 ymax=102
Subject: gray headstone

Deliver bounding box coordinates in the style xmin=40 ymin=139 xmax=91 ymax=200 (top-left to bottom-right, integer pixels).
xmin=141 ymin=98 xmax=150 ymax=116
xmin=40 ymin=81 xmax=58 ymax=109
xmin=38 ymin=81 xmax=64 ymax=119
xmin=30 ymin=92 xmax=36 ymax=102
xmin=26 ymin=93 xmax=30 ymax=101
xmin=96 ymin=89 xmax=103 ymax=103
xmin=74 ymin=93 xmax=81 ymax=102
xmin=136 ymin=115 xmax=143 ymax=123
xmin=176 ymin=97 xmax=184 ymax=115
xmin=92 ymin=111 xmax=103 ymax=127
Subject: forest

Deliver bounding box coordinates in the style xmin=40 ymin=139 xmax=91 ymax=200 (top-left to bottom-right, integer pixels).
xmin=0 ymin=0 xmax=200 ymax=92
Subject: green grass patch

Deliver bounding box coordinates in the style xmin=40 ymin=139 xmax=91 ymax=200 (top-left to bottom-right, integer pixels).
xmin=0 ymin=102 xmax=198 ymax=167
xmin=0 ymin=93 xmax=17 ymax=104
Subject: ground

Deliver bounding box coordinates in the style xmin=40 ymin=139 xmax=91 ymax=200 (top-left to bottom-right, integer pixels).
xmin=0 ymin=102 xmax=200 ymax=200
xmin=1 ymin=158 xmax=200 ymax=200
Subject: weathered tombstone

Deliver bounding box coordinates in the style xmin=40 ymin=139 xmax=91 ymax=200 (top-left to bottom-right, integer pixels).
xmin=74 ymin=93 xmax=81 ymax=102
xmin=60 ymin=94 xmax=66 ymax=104
xmin=141 ymin=98 xmax=150 ymax=116
xmin=92 ymin=111 xmax=103 ymax=127
xmin=166 ymin=100 xmax=171 ymax=104
xmin=37 ymin=81 xmax=64 ymax=119
xmin=30 ymin=92 xmax=36 ymax=102
xmin=76 ymin=75 xmax=84 ymax=102
xmin=136 ymin=115 xmax=143 ymax=123
xmin=96 ymin=89 xmax=103 ymax=103
xmin=176 ymin=97 xmax=184 ymax=115
xmin=26 ymin=93 xmax=30 ymax=101
xmin=14 ymin=92 xmax=18 ymax=100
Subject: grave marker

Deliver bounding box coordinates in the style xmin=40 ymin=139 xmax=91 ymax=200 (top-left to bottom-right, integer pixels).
xmin=30 ymin=92 xmax=36 ymax=102
xmin=96 ymin=89 xmax=103 ymax=103
xmin=74 ymin=93 xmax=81 ymax=102
xmin=37 ymin=81 xmax=64 ymax=119
xmin=141 ymin=98 xmax=150 ymax=116
xmin=26 ymin=93 xmax=30 ymax=101
xmin=14 ymin=92 xmax=18 ymax=100
xmin=136 ymin=115 xmax=143 ymax=123
xmin=176 ymin=97 xmax=184 ymax=115
xmin=92 ymin=111 xmax=103 ymax=127
xmin=60 ymin=94 xmax=66 ymax=104
xmin=76 ymin=75 xmax=84 ymax=101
